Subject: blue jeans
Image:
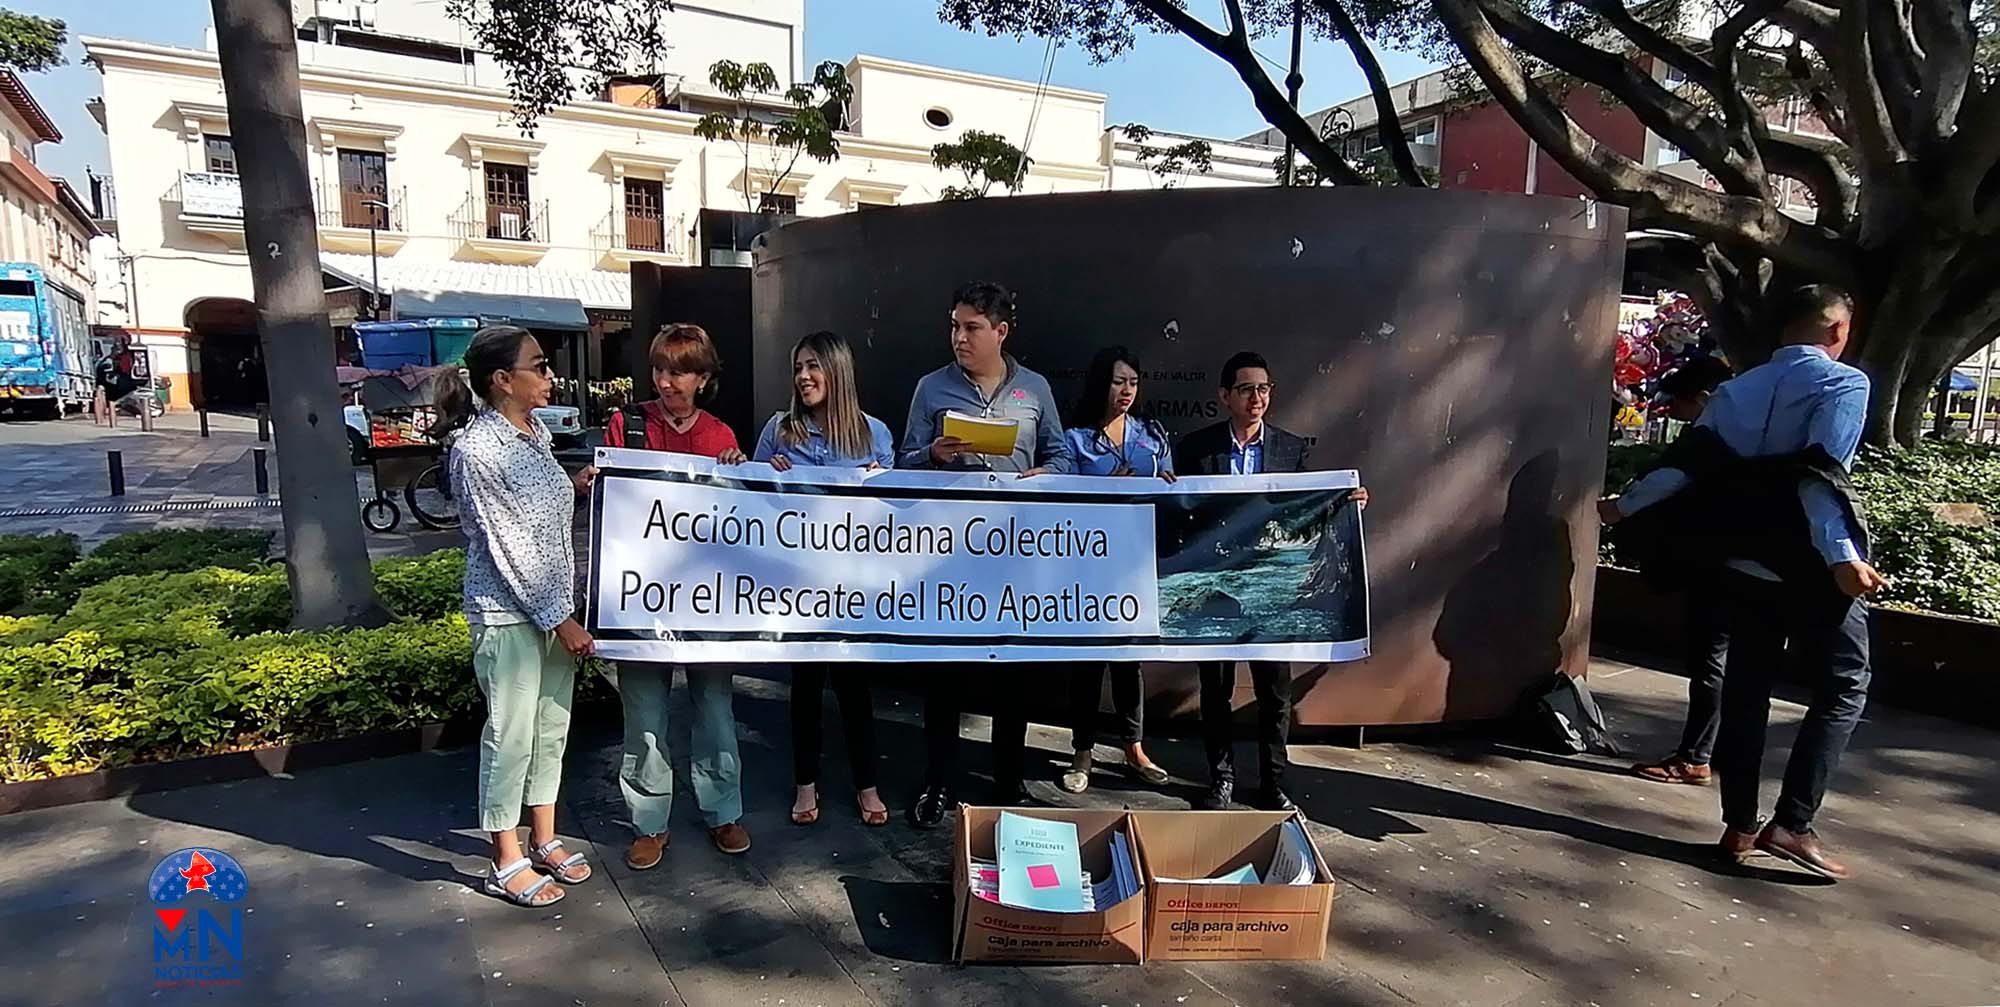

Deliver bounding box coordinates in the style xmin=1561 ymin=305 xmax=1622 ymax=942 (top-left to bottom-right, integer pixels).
xmin=611 ymin=664 xmax=742 ymax=835
xmin=1712 ymin=570 xmax=1871 ymax=833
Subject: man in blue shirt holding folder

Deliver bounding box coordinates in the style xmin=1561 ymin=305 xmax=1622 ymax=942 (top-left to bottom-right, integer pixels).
xmin=1602 ymin=285 xmax=1886 ymax=881
xmin=899 ymin=282 xmax=1073 ymax=829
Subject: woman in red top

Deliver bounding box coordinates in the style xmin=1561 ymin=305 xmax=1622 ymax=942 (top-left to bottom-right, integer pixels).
xmin=605 ymin=323 xmax=743 ymax=459
xmin=603 ymin=323 xmax=753 ymax=869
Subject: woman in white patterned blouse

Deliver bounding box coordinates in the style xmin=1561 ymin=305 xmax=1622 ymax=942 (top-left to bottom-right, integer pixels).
xmin=441 ymin=325 xmax=599 ymax=909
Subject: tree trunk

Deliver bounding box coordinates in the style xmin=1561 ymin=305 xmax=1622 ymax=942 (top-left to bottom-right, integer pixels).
xmin=211 ymin=0 xmax=390 ymax=629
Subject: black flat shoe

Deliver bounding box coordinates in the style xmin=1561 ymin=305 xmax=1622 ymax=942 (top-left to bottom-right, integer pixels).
xmin=1196 ymin=781 xmax=1234 ymax=811
xmin=908 ymin=786 xmax=951 ymax=829
xmin=1247 ymin=787 xmax=1296 ymax=813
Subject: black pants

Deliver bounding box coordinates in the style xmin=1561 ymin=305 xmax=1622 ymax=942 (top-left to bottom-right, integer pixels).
xmin=1069 ymin=662 xmax=1144 ymax=752
xmin=1712 ymin=569 xmax=1871 ymax=833
xmin=1676 ymin=587 xmax=1732 ymax=765
xmin=924 ymin=668 xmax=1028 ymax=793
xmin=1198 ymin=661 xmax=1292 ymax=791
xmin=790 ymin=663 xmax=878 ymax=790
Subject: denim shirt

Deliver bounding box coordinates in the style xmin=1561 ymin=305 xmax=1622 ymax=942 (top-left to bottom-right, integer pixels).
xmin=751 ymin=411 xmax=897 ymax=469
xmin=896 ymin=355 xmax=1074 ymax=474
xmin=451 ymin=408 xmax=576 ymax=631
xmin=1619 ymin=344 xmax=1868 ymax=570
xmin=1064 ymin=418 xmax=1175 ymax=477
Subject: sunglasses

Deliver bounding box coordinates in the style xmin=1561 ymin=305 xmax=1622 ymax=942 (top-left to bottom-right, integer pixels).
xmin=511 ymin=359 xmax=554 ymax=377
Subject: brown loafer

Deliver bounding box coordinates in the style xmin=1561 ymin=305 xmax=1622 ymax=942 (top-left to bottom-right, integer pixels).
xmin=1633 ymin=756 xmax=1712 ymax=786
xmin=710 ymin=821 xmax=751 ymax=855
xmin=1717 ymin=825 xmax=1764 ymax=865
xmin=625 ymin=833 xmax=668 ymax=871
xmin=1757 ymin=824 xmax=1850 ymax=880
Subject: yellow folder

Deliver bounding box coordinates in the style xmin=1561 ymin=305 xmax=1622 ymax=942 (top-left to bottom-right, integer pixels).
xmin=943 ymin=410 xmax=1021 ymax=457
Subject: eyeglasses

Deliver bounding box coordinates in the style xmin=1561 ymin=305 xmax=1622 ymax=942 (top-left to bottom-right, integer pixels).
xmin=511 ymin=360 xmax=554 ymax=377
xmin=1230 ymin=382 xmax=1275 ymax=397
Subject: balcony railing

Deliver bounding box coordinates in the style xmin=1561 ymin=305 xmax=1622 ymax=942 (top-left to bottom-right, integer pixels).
xmin=451 ymin=193 xmax=548 ymax=244
xmin=592 ymin=208 xmax=683 ymax=261
xmin=89 ymin=170 xmax=117 ymax=222
xmin=318 ymin=184 xmax=407 ymax=232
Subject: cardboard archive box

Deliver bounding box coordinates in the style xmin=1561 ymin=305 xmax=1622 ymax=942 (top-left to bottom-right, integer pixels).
xmin=1129 ymin=809 xmax=1336 ymax=961
xmin=951 ymin=806 xmax=1148 ymax=964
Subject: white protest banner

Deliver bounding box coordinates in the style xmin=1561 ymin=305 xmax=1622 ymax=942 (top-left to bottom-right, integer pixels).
xmin=586 ymin=448 xmax=1369 ymax=663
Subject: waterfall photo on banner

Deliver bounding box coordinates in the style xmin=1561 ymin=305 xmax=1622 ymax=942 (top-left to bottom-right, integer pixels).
xmin=585 ymin=449 xmax=1369 ymax=663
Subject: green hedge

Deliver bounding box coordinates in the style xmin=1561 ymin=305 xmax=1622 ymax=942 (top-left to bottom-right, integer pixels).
xmin=0 ymin=531 xmax=487 ymax=783
xmin=0 ymin=534 xmax=80 ymax=613
xmin=1603 ymin=441 xmax=2000 ymax=622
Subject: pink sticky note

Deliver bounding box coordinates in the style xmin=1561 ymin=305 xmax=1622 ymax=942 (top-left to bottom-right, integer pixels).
xmin=1026 ymin=864 xmax=1059 ymax=889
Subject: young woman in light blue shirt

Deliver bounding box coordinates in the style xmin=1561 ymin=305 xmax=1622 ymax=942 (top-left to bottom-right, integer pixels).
xmin=752 ymin=331 xmax=895 ymax=826
xmin=1058 ymin=345 xmax=1174 ymax=794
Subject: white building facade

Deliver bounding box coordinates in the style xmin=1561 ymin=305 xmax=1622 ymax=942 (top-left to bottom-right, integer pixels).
xmin=86 ymin=1 xmax=1271 ymax=409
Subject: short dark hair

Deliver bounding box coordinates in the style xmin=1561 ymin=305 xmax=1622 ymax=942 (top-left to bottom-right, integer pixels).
xmin=1656 ymin=356 xmax=1732 ymax=400
xmin=1778 ymin=284 xmax=1854 ymax=336
xmin=1219 ymin=351 xmax=1270 ymax=390
xmin=952 ymin=282 xmax=1015 ymax=329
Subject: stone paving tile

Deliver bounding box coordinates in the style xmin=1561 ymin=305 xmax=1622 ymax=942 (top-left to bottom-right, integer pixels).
xmin=0 ymin=632 xmax=1995 ymax=1007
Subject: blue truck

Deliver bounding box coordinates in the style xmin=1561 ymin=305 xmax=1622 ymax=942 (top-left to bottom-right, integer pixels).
xmin=0 ymin=262 xmax=93 ymax=419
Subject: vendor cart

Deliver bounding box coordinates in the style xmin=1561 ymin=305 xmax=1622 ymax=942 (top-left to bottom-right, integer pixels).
xmin=348 ymin=367 xmax=458 ymax=532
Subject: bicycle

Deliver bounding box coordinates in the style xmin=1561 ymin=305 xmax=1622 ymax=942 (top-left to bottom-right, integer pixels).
xmin=404 ymin=440 xmax=460 ymax=531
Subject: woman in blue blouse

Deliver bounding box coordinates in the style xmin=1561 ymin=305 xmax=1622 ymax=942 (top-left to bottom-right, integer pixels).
xmin=1058 ymin=345 xmax=1174 ymax=793
xmin=751 ymin=331 xmax=897 ymax=826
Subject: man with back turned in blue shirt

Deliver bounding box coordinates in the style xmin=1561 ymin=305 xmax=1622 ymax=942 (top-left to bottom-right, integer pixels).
xmin=1601 ymin=285 xmax=1886 ymax=881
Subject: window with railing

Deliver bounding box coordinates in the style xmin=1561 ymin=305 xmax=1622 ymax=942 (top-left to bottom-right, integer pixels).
xmin=204 ymin=134 xmax=238 ymax=175
xmin=623 ymin=178 xmax=665 ymax=252
xmin=336 ymin=148 xmax=390 ymax=229
xmin=483 ymin=163 xmax=533 ymax=240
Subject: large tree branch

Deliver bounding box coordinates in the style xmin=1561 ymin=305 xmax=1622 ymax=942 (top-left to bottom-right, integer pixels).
xmin=1835 ymin=0 xmax=1911 ymax=177
xmin=1310 ymin=0 xmax=1426 ymax=185
xmin=1430 ymin=0 xmax=1856 ymax=284
xmin=1577 ymin=0 xmax=1721 ymax=98
xmin=1772 ymin=0 xmax=1843 ymax=63
xmin=1710 ymin=0 xmax=1787 ymax=184
xmin=1866 ymin=0 xmax=1925 ymax=92
xmin=1934 ymin=73 xmax=2000 ymax=227
xmin=1473 ymin=0 xmax=1764 ymax=197
xmin=1910 ymin=0 xmax=1976 ymax=146
xmin=1131 ymin=0 xmax=1367 ymax=185
xmin=1784 ymin=40 xmax=1855 ymax=146
xmin=1759 ymin=136 xmax=1856 ymax=233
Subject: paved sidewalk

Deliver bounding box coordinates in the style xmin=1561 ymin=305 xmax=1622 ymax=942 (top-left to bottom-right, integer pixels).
xmin=1 ymin=658 xmax=1995 ymax=1007
xmin=0 ymin=412 xmax=453 ymax=556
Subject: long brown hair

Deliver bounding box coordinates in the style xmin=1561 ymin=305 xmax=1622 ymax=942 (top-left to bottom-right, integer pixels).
xmin=780 ymin=331 xmax=871 ymax=459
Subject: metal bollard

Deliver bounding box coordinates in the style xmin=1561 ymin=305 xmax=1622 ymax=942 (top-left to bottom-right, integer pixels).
xmin=108 ymin=450 xmax=125 ymax=497
xmin=256 ymin=404 xmax=270 ymax=442
xmin=253 ymin=448 xmax=269 ymax=496
xmin=199 ymin=410 xmax=210 ymax=438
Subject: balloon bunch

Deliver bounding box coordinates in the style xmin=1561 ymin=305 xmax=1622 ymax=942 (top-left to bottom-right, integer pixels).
xmin=1613 ymin=292 xmax=1715 ymax=400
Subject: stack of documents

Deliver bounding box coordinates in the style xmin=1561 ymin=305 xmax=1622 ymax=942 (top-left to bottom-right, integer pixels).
xmin=972 ymin=813 xmax=1144 ymax=913
xmin=1157 ymin=820 xmax=1318 ymax=886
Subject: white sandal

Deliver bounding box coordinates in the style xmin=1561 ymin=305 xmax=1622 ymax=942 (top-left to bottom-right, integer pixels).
xmin=530 ymin=839 xmax=592 ymax=884
xmin=484 ymin=857 xmax=564 ymax=907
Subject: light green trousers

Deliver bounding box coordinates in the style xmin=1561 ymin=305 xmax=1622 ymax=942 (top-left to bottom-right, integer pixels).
xmin=470 ymin=622 xmax=576 ymax=833
xmin=607 ymin=663 xmax=742 ymax=834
